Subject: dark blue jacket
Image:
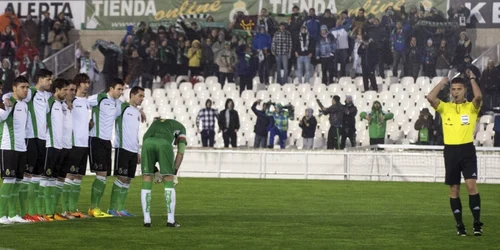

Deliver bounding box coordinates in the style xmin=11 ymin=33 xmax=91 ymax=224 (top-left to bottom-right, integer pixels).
xmin=252 ymin=32 xmax=272 ymax=50
xmin=251 ymin=102 xmax=272 ymax=137
xmin=299 ymin=116 xmax=317 ymax=138
xmin=305 ymin=16 xmax=320 ymax=40
xmin=236 ymin=45 xmax=258 ymax=77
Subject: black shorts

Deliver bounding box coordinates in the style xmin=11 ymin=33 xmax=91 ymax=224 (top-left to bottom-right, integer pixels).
xmin=43 ymin=147 xmax=62 ymax=178
xmin=444 ymin=143 xmax=478 ymax=185
xmin=26 ymin=138 xmax=46 ymax=175
xmin=89 ymin=137 xmax=112 ymax=175
xmin=114 ymin=148 xmax=138 ymax=178
xmin=59 ymin=148 xmax=72 ymax=178
xmin=64 ymin=147 xmax=88 ymax=176
xmin=1 ymin=150 xmax=26 ymax=179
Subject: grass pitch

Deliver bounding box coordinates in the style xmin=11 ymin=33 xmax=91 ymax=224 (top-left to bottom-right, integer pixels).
xmin=0 ymin=178 xmax=499 ymax=250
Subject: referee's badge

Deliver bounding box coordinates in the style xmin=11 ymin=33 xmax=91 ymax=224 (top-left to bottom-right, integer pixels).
xmin=461 ymin=115 xmax=470 ymax=125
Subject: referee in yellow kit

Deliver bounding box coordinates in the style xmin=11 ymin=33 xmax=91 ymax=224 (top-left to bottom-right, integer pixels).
xmin=427 ymin=73 xmax=483 ymax=236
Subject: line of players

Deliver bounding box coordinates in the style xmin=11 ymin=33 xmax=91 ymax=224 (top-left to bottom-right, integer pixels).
xmin=0 ymin=70 xmax=147 ymax=224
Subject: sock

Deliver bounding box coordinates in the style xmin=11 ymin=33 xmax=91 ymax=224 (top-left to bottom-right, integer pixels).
xmin=164 ymin=181 xmax=176 ymax=223
xmin=44 ymin=180 xmax=56 ymax=215
xmin=109 ymin=179 xmax=123 ymax=211
xmin=141 ymin=181 xmax=153 ymax=224
xmin=117 ymin=183 xmax=130 ymax=211
xmin=8 ymin=180 xmax=21 ymax=218
xmin=61 ymin=179 xmax=72 ymax=213
xmin=469 ymin=193 xmax=481 ymax=223
xmin=69 ymin=179 xmax=82 ymax=213
xmin=0 ymin=179 xmax=15 ymax=217
xmin=28 ymin=177 xmax=40 ymax=215
xmin=37 ymin=179 xmax=47 ymax=215
xmin=450 ymin=197 xmax=463 ymax=225
xmin=19 ymin=178 xmax=29 ymax=216
xmin=90 ymin=176 xmax=106 ymax=208
xmin=54 ymin=181 xmax=64 ymax=214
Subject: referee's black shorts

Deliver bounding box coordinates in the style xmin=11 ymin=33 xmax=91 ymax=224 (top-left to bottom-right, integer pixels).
xmin=444 ymin=142 xmax=478 ymax=185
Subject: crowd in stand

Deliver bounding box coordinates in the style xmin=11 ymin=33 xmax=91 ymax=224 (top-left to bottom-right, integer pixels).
xmin=0 ymin=6 xmax=75 ymax=93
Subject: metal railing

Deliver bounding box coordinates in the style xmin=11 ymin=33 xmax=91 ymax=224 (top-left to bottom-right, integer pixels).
xmin=42 ymin=40 xmax=80 ymax=77
xmin=471 ymin=40 xmax=500 ymax=72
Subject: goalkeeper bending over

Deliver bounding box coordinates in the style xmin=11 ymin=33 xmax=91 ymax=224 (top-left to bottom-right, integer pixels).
xmin=141 ymin=118 xmax=186 ymax=228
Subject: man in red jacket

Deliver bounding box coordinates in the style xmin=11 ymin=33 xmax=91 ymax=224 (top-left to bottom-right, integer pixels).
xmin=15 ymin=39 xmax=39 ymax=74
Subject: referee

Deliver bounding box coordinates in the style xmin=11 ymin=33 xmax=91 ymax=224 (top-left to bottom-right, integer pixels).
xmin=427 ymin=74 xmax=483 ymax=236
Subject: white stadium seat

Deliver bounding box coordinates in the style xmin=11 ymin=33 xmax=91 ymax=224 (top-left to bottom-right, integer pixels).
xmin=166 ymin=89 xmax=181 ymax=98
xmin=268 ymin=83 xmax=281 ymax=93
xmin=298 ymin=84 xmax=312 ymax=93
xmin=342 ymin=83 xmax=357 ymax=93
xmin=179 ymin=82 xmax=193 ymax=91
xmin=328 ymin=84 xmax=341 ymax=93
xmin=207 ymin=82 xmax=222 ymax=93
xmin=223 ymin=83 xmax=237 ymax=92
xmin=282 ymin=83 xmax=295 ymax=93
xmin=479 ymin=115 xmax=493 ymax=124
xmin=205 ymin=76 xmax=218 ymax=84
xmin=338 ymin=77 xmax=352 ymax=87
xmin=193 ymin=82 xmax=207 ymax=92
xmin=313 ymin=84 xmax=327 ymax=94
xmin=416 ymin=76 xmax=430 ymax=86
xmin=196 ymin=90 xmax=210 ymax=101
xmin=256 ymin=90 xmax=270 ymax=100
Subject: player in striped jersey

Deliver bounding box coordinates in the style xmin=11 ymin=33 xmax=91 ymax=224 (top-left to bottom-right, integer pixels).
xmin=0 ymin=76 xmax=30 ymax=224
xmin=108 ymin=86 xmax=145 ymax=217
xmin=58 ymin=80 xmax=76 ymax=219
xmin=88 ymin=78 xmax=124 ymax=218
xmin=42 ymin=78 xmax=69 ymax=221
xmin=62 ymin=74 xmax=91 ymax=219
xmin=2 ymin=69 xmax=52 ymax=222
xmin=141 ymin=119 xmax=187 ymax=227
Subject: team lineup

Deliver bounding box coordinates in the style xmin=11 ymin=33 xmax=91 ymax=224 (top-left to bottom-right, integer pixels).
xmin=0 ymin=70 xmax=186 ymax=227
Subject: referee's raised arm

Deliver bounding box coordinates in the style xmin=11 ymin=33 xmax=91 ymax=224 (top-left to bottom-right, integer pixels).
xmin=426 ymin=76 xmax=449 ymax=109
xmin=467 ymin=70 xmax=483 ymax=109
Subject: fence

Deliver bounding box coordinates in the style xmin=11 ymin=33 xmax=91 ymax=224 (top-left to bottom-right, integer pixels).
xmin=173 ymin=145 xmax=500 ymax=183
xmin=472 ymin=41 xmax=500 ymax=73
xmin=42 ymin=41 xmax=80 ymax=77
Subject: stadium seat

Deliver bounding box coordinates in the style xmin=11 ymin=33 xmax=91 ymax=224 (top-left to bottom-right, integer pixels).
xmin=256 ymin=90 xmax=270 ymax=100
xmin=328 ymin=84 xmax=341 ymax=93
xmin=389 ymin=106 xmax=405 ymax=117
xmin=155 ymin=96 xmax=168 ymax=106
xmin=338 ymin=77 xmax=352 ymax=87
xmin=207 ymin=82 xmax=222 ymax=93
xmin=314 ymin=136 xmax=325 ymax=149
xmin=152 ymin=88 xmax=166 ymax=99
xmin=196 ymin=90 xmax=210 ymax=101
xmin=301 ymin=91 xmax=315 ymax=101
xmin=158 ymin=106 xmax=171 ymax=117
xmin=483 ymin=139 xmax=494 ymax=147
xmin=400 ymin=123 xmax=413 ymax=135
xmin=271 ymin=91 xmax=286 ymax=100
xmin=363 ymin=91 xmax=377 ymax=102
xmin=176 ymin=75 xmax=190 ymax=84
xmin=405 ymin=84 xmax=420 ymax=93
xmin=193 ymin=82 xmax=207 ymax=92
xmin=123 ymin=89 xmax=131 ymax=101
xmin=394 ymin=114 xmax=409 ymax=126
xmin=287 ymin=90 xmax=301 ymax=100
xmin=166 ymin=89 xmax=181 ymax=99
xmin=378 ymin=91 xmax=392 ymax=103
xmin=415 ymin=101 xmax=431 ymax=110
xmin=205 ymin=76 xmax=218 ymax=84
xmin=406 ymin=107 xmax=420 ymax=122
xmin=354 ymin=77 xmax=364 ymax=90
xmin=223 ymin=83 xmax=237 ymax=92
xmin=182 ymin=90 xmax=196 ymax=100
xmin=188 ymin=106 xmax=201 ymax=118
xmin=394 ymin=92 xmax=410 ymax=104
xmin=416 ymin=76 xmax=430 ymax=86
xmin=268 ymin=83 xmax=281 ymax=93
xmin=291 ymin=99 xmax=304 ymax=110
xmin=185 ymin=98 xmax=199 ymax=108
xmin=225 ymin=90 xmax=239 ymax=99
xmin=169 ymin=97 xmax=183 ymax=106
xmin=142 ymin=98 xmax=155 ymax=108
xmin=401 ymin=76 xmax=414 ymax=85
xmin=143 ymin=88 xmax=152 ymax=97
xmin=343 ymin=83 xmax=357 ymax=93
xmin=164 ymin=81 xmax=177 ymax=90
xmin=241 ymin=90 xmax=255 ymax=100
xmin=298 ymin=84 xmax=311 ymax=93
xmin=312 ymin=77 xmax=322 ymax=85
xmin=211 ymin=89 xmax=225 ymax=100
xmin=475 ymin=131 xmax=490 ymax=145
xmin=316 ymin=92 xmax=331 ymax=102
xmin=179 ymin=82 xmax=193 ymax=91
xmin=480 ymin=115 xmax=493 ymax=124
xmin=282 ymin=83 xmax=295 ymax=93
xmin=389 ymin=84 xmax=403 ymax=93
xmin=313 ymin=84 xmax=327 ymax=94
xmin=431 ymin=76 xmax=443 ymax=86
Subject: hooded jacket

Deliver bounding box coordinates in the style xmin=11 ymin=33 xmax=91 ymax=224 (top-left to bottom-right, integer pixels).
xmin=251 ymin=102 xmax=272 ymax=137
xmin=299 ymin=109 xmax=317 ymax=138
xmin=343 ymin=102 xmax=358 ymax=128
xmin=359 ymin=101 xmax=394 ymax=139
xmin=218 ymin=99 xmax=240 ymax=131
xmin=253 ymin=31 xmax=272 ymax=51
xmin=316 ymin=33 xmax=336 ymax=58
xmin=15 ymin=39 xmax=39 ymax=73
xmin=305 ymin=15 xmax=320 ymax=40
xmin=187 ymin=40 xmax=202 ymax=67
xmin=236 ymin=45 xmax=258 ymax=77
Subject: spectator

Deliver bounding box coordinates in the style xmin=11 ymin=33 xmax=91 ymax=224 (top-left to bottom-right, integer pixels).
xmin=359 ymin=100 xmax=394 ymax=145
xmin=253 ymin=25 xmax=272 ymax=52
xmin=435 ymin=39 xmax=452 ymax=77
xmin=212 ymin=30 xmax=227 ymax=58
xmin=77 ymin=50 xmax=98 ymax=87
xmin=304 ymin=8 xmax=320 ymax=40
xmin=38 ymin=11 xmax=53 ymax=59
xmin=251 ymin=99 xmax=272 ymax=148
xmin=453 ymin=31 xmax=472 ymax=66
xmin=340 ymin=10 xmax=352 ymax=30
xmin=26 ymin=54 xmax=46 ymax=84
xmin=257 ymin=47 xmax=273 ymax=85
xmin=0 ymin=58 xmax=14 ymax=93
xmin=480 ymin=60 xmax=499 ymax=110
xmin=55 ymin=12 xmax=74 ymax=41
xmin=404 ymin=37 xmax=421 ymax=80
xmin=218 ymin=98 xmax=240 ymax=148
xmin=381 ymin=6 xmax=399 ymax=33
xmin=299 ymin=108 xmax=317 ymax=149
xmin=15 ymin=38 xmax=39 ymax=74
xmin=180 ymin=19 xmax=201 ymax=42
xmin=365 ymin=18 xmax=389 ymax=79
xmin=422 ymin=38 xmax=436 ymax=77
xmin=216 ymin=42 xmax=236 ymax=86
xmin=167 ymin=25 xmax=179 ymax=41
xmin=295 ymin=26 xmax=313 ymax=84
xmin=93 ymin=39 xmax=121 ymax=92
xmin=351 ymin=27 xmax=363 ymax=77
xmin=316 ymin=25 xmax=336 ymax=85
xmin=447 ymin=4 xmax=470 ymax=24
xmin=352 ymin=8 xmax=367 ymax=30
xmin=391 ymin=21 xmax=407 ymax=77
xmin=414 ymin=108 xmax=434 ymax=145
xmin=19 ymin=15 xmax=38 ymax=47
xmin=358 ymin=36 xmax=378 ymax=92
xmin=136 ymin=22 xmax=154 ymax=44
xmin=196 ymin=99 xmax=219 ymax=147
xmin=289 ymin=5 xmax=304 ymax=56
xmin=126 ymin=49 xmax=143 ymax=87
xmin=137 ymin=38 xmax=148 ymax=58
xmin=320 ymin=9 xmax=336 ymax=30
xmin=203 ymin=38 xmax=219 ymax=78
xmin=341 ymin=95 xmax=357 ymax=149
xmin=331 ymin=19 xmax=350 ymax=78
xmin=187 ymin=39 xmax=202 ymax=76
xmin=0 ymin=25 xmax=16 ymax=64
xmin=271 ymin=22 xmax=292 ymax=85
xmin=268 ymin=103 xmax=291 ymax=149
xmin=236 ymin=44 xmax=258 ymax=94
xmin=47 ymin=21 xmax=68 ymax=55
xmin=0 ymin=6 xmax=20 ymax=42
xmin=433 ymin=112 xmax=443 ymax=145
xmin=258 ymin=8 xmax=277 ymax=36
xmin=494 ymin=115 xmax=500 ymax=147
xmin=141 ymin=47 xmax=158 ymax=89
xmin=157 ymin=39 xmax=176 ymax=79
xmin=121 ymin=34 xmax=138 ymax=81
xmin=321 ymin=95 xmax=343 ymax=149
xmin=176 ymin=39 xmax=189 ymax=76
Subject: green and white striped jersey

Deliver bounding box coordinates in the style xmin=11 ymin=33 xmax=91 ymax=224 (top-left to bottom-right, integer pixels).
xmin=88 ymin=93 xmax=121 ymax=141
xmin=72 ymin=97 xmax=90 ymax=147
xmin=46 ymin=97 xmax=65 ymax=149
xmin=114 ymin=103 xmax=141 ymax=153
xmin=0 ymin=97 xmax=28 ymax=151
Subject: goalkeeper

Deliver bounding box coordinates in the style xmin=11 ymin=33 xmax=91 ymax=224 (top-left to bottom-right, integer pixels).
xmin=141 ymin=118 xmax=187 ymax=228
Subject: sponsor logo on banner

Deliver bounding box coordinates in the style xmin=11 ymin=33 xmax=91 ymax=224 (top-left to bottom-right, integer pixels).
xmin=0 ymin=1 xmax=86 ymax=29
xmin=450 ymin=0 xmax=500 ymax=28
